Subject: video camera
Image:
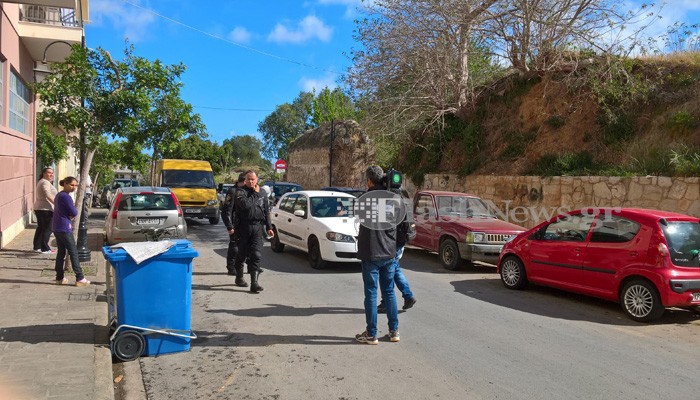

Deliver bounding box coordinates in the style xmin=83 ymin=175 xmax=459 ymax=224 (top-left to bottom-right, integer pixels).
xmin=383 ymin=169 xmax=403 ymax=190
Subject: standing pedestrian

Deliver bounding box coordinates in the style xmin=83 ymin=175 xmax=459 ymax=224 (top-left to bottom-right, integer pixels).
xmin=33 ymin=167 xmax=58 ymax=253
xmin=221 ymin=172 xmax=248 ymax=286
xmin=52 ymin=177 xmax=90 ymax=286
xmin=233 ymin=170 xmax=274 ymax=293
xmin=355 ymin=166 xmax=400 ymax=344
xmin=378 ymin=188 xmax=417 ymax=313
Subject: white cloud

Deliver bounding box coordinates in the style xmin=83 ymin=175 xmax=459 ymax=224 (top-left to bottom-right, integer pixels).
xmin=317 ymin=0 xmax=371 ymax=18
xmin=267 ymin=16 xmax=333 ymax=44
xmin=90 ymin=0 xmax=156 ymax=42
xmin=228 ymin=26 xmax=252 ymax=44
xmin=299 ymin=74 xmax=338 ymax=92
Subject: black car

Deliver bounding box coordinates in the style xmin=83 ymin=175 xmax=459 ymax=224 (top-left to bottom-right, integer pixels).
xmin=320 ymin=187 xmax=366 ymax=198
xmin=263 ymin=181 xmax=303 ymax=206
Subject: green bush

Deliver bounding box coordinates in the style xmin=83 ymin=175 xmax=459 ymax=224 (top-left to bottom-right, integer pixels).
xmin=669 ymin=146 xmax=700 ymax=175
xmin=667 ymin=110 xmax=698 ymax=133
xmin=546 ymin=114 xmax=566 ymax=129
xmin=598 ymin=113 xmax=636 ymax=145
xmin=500 ymin=129 xmax=537 ymax=159
xmin=529 ymin=151 xmax=598 ymax=176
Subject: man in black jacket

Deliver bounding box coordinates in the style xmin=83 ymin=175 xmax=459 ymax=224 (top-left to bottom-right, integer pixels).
xmin=233 ymin=170 xmax=274 ymax=293
xmin=355 ymin=165 xmax=401 ymax=344
xmin=222 ymin=173 xmax=248 ymax=286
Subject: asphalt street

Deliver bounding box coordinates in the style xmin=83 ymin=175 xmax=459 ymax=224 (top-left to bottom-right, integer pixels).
xmin=117 ymin=217 xmax=700 ymax=400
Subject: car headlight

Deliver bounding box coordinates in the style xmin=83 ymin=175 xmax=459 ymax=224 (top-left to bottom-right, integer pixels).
xmin=504 ymin=234 xmax=519 ymax=243
xmin=207 ymin=199 xmax=218 ymax=206
xmin=326 ymin=232 xmax=355 ymax=242
xmin=467 ymin=231 xmax=486 ymax=243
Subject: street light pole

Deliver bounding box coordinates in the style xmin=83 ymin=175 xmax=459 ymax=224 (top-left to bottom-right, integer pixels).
xmin=329 ymin=119 xmax=335 ymax=187
xmin=76 ymin=125 xmax=90 ymax=262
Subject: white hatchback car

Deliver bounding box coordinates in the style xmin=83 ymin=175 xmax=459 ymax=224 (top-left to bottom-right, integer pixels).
xmin=270 ymin=190 xmax=359 ymax=269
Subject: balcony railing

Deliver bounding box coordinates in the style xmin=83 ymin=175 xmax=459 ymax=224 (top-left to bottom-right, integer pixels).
xmin=19 ymin=5 xmax=81 ymax=28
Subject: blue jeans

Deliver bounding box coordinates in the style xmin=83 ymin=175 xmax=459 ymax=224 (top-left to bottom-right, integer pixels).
xmin=393 ymin=247 xmax=414 ymax=300
xmin=54 ymin=231 xmax=84 ymax=281
xmin=379 ymin=247 xmax=414 ymax=305
xmin=361 ymin=258 xmax=398 ymax=337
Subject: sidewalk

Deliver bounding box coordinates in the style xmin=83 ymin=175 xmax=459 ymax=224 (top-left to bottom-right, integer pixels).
xmin=0 ymin=208 xmax=113 ymax=400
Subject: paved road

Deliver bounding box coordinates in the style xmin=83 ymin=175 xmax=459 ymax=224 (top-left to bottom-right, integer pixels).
xmin=129 ymin=218 xmax=700 ymax=400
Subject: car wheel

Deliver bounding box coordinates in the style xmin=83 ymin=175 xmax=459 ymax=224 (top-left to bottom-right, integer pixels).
xmin=500 ymin=256 xmax=527 ymax=289
xmin=208 ymin=216 xmax=220 ymax=225
xmin=620 ymin=279 xmax=665 ymax=322
xmin=439 ymin=238 xmax=461 ymax=270
xmin=270 ymin=227 xmax=284 ymax=253
xmin=308 ymin=237 xmax=327 ymax=270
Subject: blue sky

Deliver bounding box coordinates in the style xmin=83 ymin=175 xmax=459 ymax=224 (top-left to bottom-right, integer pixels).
xmin=85 ymin=0 xmax=363 ymax=145
xmin=84 ymin=0 xmax=700 ymax=146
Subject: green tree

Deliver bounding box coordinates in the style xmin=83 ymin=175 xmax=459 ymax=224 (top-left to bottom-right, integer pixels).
xmin=311 ymin=87 xmax=357 ymax=125
xmin=258 ymin=91 xmax=314 ymax=160
xmin=33 ymin=43 xmax=201 ymax=230
xmin=35 ymin=120 xmax=68 ymax=168
xmin=219 ymin=135 xmax=268 ymax=172
xmin=162 ymin=136 xmax=222 ymax=173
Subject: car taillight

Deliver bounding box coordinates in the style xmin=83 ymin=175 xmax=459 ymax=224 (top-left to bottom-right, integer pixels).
xmin=171 ymin=193 xmax=182 ymax=216
xmin=657 ymin=243 xmax=669 ymax=257
xmin=111 ymin=193 xmax=122 ymax=219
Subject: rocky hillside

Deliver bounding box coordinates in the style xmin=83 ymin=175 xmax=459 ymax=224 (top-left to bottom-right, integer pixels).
xmin=398 ymin=53 xmax=700 ymax=182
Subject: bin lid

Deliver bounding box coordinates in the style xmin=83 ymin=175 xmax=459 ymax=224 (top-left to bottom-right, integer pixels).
xmin=103 ymin=239 xmax=199 ymax=264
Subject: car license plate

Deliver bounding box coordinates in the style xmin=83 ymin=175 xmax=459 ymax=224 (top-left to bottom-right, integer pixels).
xmin=185 ymin=208 xmax=201 ymax=213
xmin=693 ymin=293 xmax=700 ymax=302
xmin=137 ymin=218 xmax=161 ymax=225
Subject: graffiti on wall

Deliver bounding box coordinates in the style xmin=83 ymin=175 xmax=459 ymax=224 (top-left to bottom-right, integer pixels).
xmin=512 ymin=184 xmax=544 ymax=203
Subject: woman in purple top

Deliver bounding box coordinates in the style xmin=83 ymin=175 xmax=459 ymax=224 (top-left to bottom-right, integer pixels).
xmin=52 ymin=177 xmax=90 ymax=286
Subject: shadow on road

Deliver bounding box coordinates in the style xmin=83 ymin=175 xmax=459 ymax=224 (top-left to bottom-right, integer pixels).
xmin=399 ymin=247 xmax=497 ymax=274
xmin=206 ymin=303 xmax=363 ymax=317
xmin=451 ymin=277 xmax=700 ymax=325
xmin=194 ymin=330 xmax=352 ymax=347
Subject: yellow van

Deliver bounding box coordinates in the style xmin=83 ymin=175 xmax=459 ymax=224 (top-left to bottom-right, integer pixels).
xmin=155 ymin=159 xmax=220 ymax=224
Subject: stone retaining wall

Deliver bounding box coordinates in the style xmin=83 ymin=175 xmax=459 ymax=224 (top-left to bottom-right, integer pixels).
xmin=408 ymin=175 xmax=700 ymax=228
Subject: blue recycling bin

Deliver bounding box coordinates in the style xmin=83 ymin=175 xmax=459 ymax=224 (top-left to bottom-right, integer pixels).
xmin=103 ymin=240 xmax=199 ymax=360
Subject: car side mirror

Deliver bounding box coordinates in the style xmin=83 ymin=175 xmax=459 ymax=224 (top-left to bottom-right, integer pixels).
xmin=293 ymin=209 xmax=305 ymax=218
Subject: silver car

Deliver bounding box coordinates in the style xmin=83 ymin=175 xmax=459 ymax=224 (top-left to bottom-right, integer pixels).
xmin=104 ymin=186 xmax=187 ymax=245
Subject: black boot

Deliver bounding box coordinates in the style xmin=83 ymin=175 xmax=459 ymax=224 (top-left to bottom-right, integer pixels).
xmin=234 ymin=265 xmax=248 ymax=287
xmin=250 ymin=271 xmax=263 ymax=293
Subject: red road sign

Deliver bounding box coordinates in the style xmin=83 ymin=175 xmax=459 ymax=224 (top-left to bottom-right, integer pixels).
xmin=274 ymin=159 xmax=287 ymax=170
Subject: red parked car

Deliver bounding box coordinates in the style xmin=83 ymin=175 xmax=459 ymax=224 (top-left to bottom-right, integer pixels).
xmin=498 ymin=208 xmax=700 ymax=322
xmin=410 ymin=190 xmax=525 ymax=270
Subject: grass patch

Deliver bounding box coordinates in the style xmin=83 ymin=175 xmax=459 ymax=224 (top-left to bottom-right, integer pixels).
xmin=529 ymin=151 xmax=599 ymax=176
xmin=546 ymin=114 xmax=566 ymax=129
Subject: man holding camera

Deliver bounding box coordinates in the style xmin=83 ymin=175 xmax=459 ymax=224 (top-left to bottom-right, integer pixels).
xmin=233 ymin=170 xmax=274 ymax=293
xmin=355 ymin=165 xmax=400 ymax=344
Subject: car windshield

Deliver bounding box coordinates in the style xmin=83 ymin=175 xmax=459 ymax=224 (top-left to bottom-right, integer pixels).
xmin=117 ymin=194 xmax=176 ymax=211
xmin=310 ymin=196 xmax=355 ymax=218
xmin=436 ymin=196 xmax=494 ymax=218
xmin=162 ymin=170 xmax=215 ymax=189
xmin=661 ymin=221 xmax=700 ymax=267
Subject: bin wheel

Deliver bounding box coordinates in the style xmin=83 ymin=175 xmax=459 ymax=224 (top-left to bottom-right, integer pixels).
xmin=112 ymin=331 xmax=145 ymax=362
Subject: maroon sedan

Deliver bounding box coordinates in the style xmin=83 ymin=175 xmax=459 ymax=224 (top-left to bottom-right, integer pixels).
xmin=410 ymin=190 xmax=525 ymax=270
xmin=498 ymin=208 xmax=700 ymax=322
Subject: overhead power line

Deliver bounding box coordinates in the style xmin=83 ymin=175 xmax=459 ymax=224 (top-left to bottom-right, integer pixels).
xmin=193 ymin=106 xmax=273 ymax=112
xmin=119 ymin=0 xmax=336 ymax=73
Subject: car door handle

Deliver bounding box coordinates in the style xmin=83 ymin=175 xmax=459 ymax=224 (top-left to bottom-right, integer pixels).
xmin=630 ymin=251 xmax=639 ymax=257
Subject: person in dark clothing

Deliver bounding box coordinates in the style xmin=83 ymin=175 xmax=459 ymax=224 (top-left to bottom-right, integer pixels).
xmin=221 ymin=173 xmax=248 ymax=286
xmin=52 ymin=177 xmax=89 ymax=286
xmin=233 ymin=170 xmax=274 ymax=293
xmin=355 ymin=166 xmax=400 ymax=344
xmin=378 ymin=188 xmax=417 ymax=313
